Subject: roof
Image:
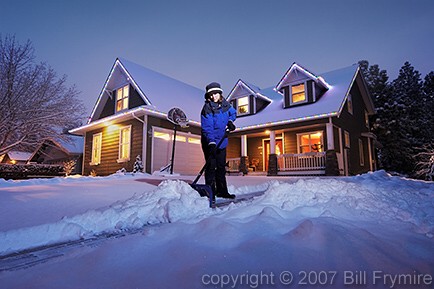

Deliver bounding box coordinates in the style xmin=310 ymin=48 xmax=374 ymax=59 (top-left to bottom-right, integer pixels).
xmin=232 ymin=64 xmax=361 ymax=131
xmin=89 ymin=58 xmax=205 ymax=124
xmin=7 ymin=151 xmax=32 ymax=161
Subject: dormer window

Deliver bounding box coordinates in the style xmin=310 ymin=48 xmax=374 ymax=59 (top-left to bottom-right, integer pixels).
xmin=237 ymin=96 xmax=249 ymax=115
xmin=291 ymin=83 xmax=306 ymax=104
xmin=116 ymin=85 xmax=129 ymax=112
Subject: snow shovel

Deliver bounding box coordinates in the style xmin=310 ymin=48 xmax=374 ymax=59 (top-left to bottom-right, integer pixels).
xmin=190 ymin=130 xmax=229 ymax=208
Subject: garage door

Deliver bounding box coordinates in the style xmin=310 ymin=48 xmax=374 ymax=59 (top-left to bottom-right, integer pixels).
xmin=152 ymin=127 xmax=203 ymax=175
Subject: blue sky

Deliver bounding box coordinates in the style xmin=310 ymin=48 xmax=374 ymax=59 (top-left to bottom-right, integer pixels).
xmin=2 ymin=0 xmax=433 ymax=117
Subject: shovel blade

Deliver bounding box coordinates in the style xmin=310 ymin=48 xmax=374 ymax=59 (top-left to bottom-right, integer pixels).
xmin=190 ymin=183 xmax=215 ymax=208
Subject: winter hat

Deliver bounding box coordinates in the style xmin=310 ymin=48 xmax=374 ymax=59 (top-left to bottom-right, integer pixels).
xmin=204 ymin=82 xmax=223 ymax=99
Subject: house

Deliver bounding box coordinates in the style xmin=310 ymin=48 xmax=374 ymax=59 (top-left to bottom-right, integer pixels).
xmin=225 ymin=63 xmax=376 ymax=176
xmin=28 ymin=135 xmax=84 ymax=175
xmin=0 ymin=151 xmax=32 ymax=164
xmin=70 ymin=58 xmax=376 ymax=177
xmin=69 ymin=58 xmax=206 ymax=176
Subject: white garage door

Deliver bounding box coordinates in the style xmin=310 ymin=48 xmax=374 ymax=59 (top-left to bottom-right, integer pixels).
xmin=152 ymin=127 xmax=204 ymax=175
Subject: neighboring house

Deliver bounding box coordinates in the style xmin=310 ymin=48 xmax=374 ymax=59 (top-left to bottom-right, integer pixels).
xmin=70 ymin=58 xmax=376 ymax=177
xmin=0 ymin=151 xmax=32 ymax=164
xmin=70 ymin=58 xmax=205 ymax=176
xmin=225 ymin=63 xmax=376 ymax=176
xmin=29 ymin=135 xmax=84 ymax=175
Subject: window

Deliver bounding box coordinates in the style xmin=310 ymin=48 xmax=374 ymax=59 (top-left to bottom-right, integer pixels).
xmin=344 ymin=131 xmax=350 ymax=148
xmin=359 ymin=139 xmax=365 ymax=166
xmin=91 ymin=133 xmax=102 ymax=165
xmin=116 ymin=85 xmax=129 ymax=112
xmin=365 ymin=110 xmax=369 ymax=128
xmin=118 ymin=126 xmax=131 ymax=162
xmin=347 ymin=94 xmax=353 ymax=115
xmin=298 ymin=132 xmax=323 ymax=153
xmin=291 ymin=83 xmax=306 ymax=104
xmin=237 ymin=96 xmax=249 ymax=115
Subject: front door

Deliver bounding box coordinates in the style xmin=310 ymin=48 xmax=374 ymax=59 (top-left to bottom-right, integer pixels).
xmin=263 ymin=139 xmax=283 ymax=171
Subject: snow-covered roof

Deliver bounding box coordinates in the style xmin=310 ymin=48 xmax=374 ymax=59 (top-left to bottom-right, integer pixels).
xmin=7 ymin=151 xmax=32 ymax=161
xmin=233 ymin=64 xmax=360 ymax=131
xmin=57 ymin=135 xmax=84 ymax=154
xmin=89 ymin=58 xmax=204 ymax=124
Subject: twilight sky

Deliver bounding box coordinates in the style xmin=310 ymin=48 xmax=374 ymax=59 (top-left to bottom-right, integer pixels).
xmin=2 ymin=0 xmax=433 ymax=118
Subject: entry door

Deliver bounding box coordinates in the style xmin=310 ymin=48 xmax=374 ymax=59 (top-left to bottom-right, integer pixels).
xmin=263 ymin=139 xmax=283 ymax=171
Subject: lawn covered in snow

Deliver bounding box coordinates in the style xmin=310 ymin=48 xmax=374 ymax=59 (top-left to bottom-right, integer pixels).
xmin=0 ymin=171 xmax=433 ymax=289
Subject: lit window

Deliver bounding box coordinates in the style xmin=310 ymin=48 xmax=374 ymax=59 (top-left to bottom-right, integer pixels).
xmin=175 ymin=135 xmax=186 ymax=142
xmin=118 ymin=126 xmax=131 ymax=161
xmin=347 ymin=94 xmax=353 ymax=115
xmin=359 ymin=139 xmax=365 ymax=166
xmin=291 ymin=83 xmax=306 ymax=104
xmin=298 ymin=132 xmax=323 ymax=153
xmin=237 ymin=96 xmax=249 ymax=115
xmin=188 ymin=137 xmax=201 ymax=145
xmin=344 ymin=131 xmax=350 ymax=148
xmin=154 ymin=131 xmax=171 ymax=141
xmin=91 ymin=133 xmax=102 ymax=165
xmin=365 ymin=111 xmax=369 ymax=128
xmin=116 ymin=85 xmax=129 ymax=112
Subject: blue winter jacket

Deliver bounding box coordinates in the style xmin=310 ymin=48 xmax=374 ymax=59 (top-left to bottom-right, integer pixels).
xmin=201 ymin=98 xmax=237 ymax=149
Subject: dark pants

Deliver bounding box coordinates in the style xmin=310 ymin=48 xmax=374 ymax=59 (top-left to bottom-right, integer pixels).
xmin=201 ymin=141 xmax=229 ymax=196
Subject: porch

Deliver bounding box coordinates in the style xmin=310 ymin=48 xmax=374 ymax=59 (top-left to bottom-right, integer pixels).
xmin=227 ymin=151 xmax=327 ymax=176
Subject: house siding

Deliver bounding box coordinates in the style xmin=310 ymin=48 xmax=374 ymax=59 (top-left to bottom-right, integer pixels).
xmin=333 ymin=74 xmax=372 ymax=175
xmin=83 ymin=119 xmax=144 ymax=176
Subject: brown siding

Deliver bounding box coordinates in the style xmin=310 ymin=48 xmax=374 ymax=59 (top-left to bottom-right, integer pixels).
xmin=83 ymin=119 xmax=144 ymax=176
xmin=333 ymin=73 xmax=372 ymax=175
xmin=227 ymin=137 xmax=240 ymax=159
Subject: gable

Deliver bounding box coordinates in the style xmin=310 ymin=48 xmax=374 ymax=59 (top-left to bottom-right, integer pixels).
xmin=227 ymin=80 xmax=272 ymax=117
xmin=88 ymin=58 xmax=204 ymax=124
xmin=275 ymin=63 xmax=331 ymax=108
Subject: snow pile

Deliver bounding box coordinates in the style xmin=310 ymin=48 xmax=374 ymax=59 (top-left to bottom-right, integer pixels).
xmin=0 ymin=180 xmax=213 ymax=254
xmin=0 ymin=171 xmax=432 ymax=256
xmin=256 ymin=171 xmax=434 ymax=236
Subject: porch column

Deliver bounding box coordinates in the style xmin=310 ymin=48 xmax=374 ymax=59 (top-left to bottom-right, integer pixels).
xmin=268 ymin=130 xmax=278 ymax=176
xmin=326 ymin=118 xmax=334 ymax=150
xmin=239 ymin=135 xmax=249 ymax=175
xmin=269 ymin=131 xmax=276 ymax=154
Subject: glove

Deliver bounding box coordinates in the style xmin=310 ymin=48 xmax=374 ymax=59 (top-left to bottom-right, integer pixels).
xmin=209 ymin=143 xmax=217 ymax=158
xmin=227 ymin=121 xmax=236 ymax=131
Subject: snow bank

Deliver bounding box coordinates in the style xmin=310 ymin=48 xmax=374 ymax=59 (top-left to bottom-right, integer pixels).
xmin=0 ymin=171 xmax=432 ymax=256
xmin=0 ymin=180 xmax=213 ymax=254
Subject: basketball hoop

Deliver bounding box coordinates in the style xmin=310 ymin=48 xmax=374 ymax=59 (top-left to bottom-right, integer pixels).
xmin=164 ymin=107 xmax=190 ymax=174
xmin=167 ymin=107 xmax=189 ymax=128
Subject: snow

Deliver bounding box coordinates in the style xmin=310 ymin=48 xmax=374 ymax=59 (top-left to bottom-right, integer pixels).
xmin=0 ymin=171 xmax=433 ymax=288
xmin=233 ymin=65 xmax=359 ymax=130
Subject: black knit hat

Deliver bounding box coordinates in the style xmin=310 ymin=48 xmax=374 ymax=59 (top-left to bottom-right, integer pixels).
xmin=204 ymin=82 xmax=223 ymax=99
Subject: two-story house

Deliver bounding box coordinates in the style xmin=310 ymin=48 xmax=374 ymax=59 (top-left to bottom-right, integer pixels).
xmin=70 ymin=58 xmax=376 ymax=176
xmin=226 ymin=63 xmax=376 ymax=176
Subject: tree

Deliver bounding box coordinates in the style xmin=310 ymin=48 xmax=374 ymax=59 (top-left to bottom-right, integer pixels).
xmin=0 ymin=35 xmax=84 ymax=155
xmin=358 ymin=60 xmax=392 ymax=169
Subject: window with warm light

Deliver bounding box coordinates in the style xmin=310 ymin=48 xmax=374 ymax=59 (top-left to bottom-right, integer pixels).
xmin=291 ymin=83 xmax=306 ymax=104
xmin=298 ymin=132 xmax=323 ymax=153
xmin=237 ymin=96 xmax=249 ymax=115
xmin=347 ymin=94 xmax=353 ymax=115
xmin=116 ymin=85 xmax=129 ymax=112
xmin=344 ymin=131 xmax=350 ymax=148
xmin=118 ymin=126 xmax=131 ymax=162
xmin=359 ymin=139 xmax=365 ymax=166
xmin=91 ymin=133 xmax=102 ymax=165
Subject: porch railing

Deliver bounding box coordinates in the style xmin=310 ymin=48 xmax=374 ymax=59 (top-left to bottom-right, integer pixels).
xmin=277 ymin=152 xmax=326 ymax=171
xmin=226 ymin=158 xmax=240 ymax=172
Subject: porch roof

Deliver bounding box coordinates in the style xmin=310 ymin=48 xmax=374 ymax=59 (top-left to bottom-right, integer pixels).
xmin=233 ymin=65 xmax=359 ymax=131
